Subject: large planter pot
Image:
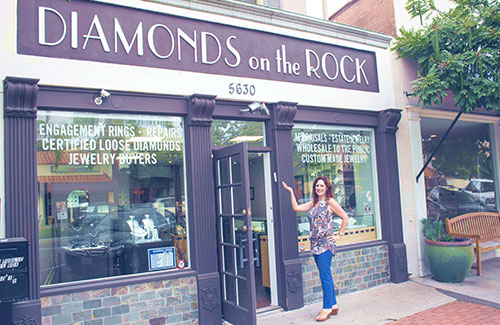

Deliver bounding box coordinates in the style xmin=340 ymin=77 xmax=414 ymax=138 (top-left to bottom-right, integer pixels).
xmin=424 ymin=238 xmax=474 ymax=283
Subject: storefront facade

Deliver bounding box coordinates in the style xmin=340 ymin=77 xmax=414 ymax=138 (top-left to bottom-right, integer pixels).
xmin=2 ymin=0 xmax=407 ymax=324
xmin=396 ymin=85 xmax=500 ymax=279
xmin=325 ymin=0 xmax=500 ymax=286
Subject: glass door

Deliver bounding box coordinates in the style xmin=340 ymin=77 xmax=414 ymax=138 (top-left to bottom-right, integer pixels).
xmin=214 ymin=142 xmax=257 ymax=324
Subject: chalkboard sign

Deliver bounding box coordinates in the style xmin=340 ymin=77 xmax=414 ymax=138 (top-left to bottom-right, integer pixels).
xmin=0 ymin=238 xmax=29 ymax=303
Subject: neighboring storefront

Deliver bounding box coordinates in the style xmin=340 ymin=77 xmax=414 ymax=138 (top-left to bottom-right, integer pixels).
xmin=324 ymin=0 xmax=500 ymax=285
xmin=2 ymin=0 xmax=406 ymax=324
xmin=398 ymin=104 xmax=500 ymax=278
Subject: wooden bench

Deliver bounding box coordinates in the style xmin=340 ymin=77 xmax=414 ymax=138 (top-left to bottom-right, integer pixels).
xmin=445 ymin=212 xmax=500 ymax=276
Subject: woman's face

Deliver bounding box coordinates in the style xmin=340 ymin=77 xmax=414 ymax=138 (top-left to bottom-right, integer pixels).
xmin=315 ymin=180 xmax=327 ymax=197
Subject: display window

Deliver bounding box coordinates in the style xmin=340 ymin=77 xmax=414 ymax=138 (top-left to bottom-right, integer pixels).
xmin=421 ymin=118 xmax=497 ymax=222
xmin=212 ymin=120 xmax=266 ymax=147
xmin=292 ymin=124 xmax=380 ymax=250
xmin=36 ymin=111 xmax=188 ymax=285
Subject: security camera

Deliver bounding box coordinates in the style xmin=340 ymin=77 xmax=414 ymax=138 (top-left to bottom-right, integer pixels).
xmin=258 ymin=103 xmax=269 ymax=115
xmin=100 ymin=89 xmax=110 ymax=98
xmin=240 ymin=102 xmax=270 ymax=115
xmin=247 ymin=102 xmax=260 ymax=113
xmin=94 ymin=89 xmax=111 ymax=105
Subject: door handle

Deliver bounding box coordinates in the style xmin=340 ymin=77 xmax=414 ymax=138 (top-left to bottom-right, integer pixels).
xmin=242 ymin=225 xmax=248 ymax=232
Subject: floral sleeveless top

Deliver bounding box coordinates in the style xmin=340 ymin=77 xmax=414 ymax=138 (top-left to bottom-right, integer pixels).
xmin=308 ymin=199 xmax=336 ymax=255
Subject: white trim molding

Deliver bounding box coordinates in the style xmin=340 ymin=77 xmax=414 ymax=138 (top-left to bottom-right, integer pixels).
xmin=147 ymin=0 xmax=393 ymax=48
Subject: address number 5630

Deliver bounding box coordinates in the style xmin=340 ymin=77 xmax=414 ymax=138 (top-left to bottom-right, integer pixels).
xmin=229 ymin=83 xmax=256 ymax=96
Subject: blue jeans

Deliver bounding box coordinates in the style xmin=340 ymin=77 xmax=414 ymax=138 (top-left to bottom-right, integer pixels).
xmin=313 ymin=250 xmax=337 ymax=309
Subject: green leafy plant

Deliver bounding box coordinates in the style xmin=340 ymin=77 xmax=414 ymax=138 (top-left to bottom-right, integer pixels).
xmin=393 ymin=0 xmax=500 ymax=113
xmin=405 ymin=0 xmax=436 ymax=24
xmin=421 ymin=218 xmax=453 ymax=241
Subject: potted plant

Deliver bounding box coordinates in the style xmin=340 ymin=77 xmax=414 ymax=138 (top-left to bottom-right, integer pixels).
xmin=422 ymin=219 xmax=474 ymax=283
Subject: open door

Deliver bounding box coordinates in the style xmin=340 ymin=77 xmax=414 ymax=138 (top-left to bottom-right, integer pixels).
xmin=214 ymin=142 xmax=257 ymax=325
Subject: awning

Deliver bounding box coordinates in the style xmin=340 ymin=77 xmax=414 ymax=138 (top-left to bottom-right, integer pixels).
xmin=38 ymin=174 xmax=112 ymax=184
xmin=37 ymin=151 xmax=71 ymax=165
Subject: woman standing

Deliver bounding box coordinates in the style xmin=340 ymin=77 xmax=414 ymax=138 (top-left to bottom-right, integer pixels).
xmin=282 ymin=176 xmax=349 ymax=322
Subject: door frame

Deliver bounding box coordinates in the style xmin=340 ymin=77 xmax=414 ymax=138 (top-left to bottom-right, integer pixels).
xmin=260 ymin=151 xmax=279 ymax=306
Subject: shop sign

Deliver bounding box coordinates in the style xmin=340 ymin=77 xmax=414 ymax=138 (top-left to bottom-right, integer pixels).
xmin=0 ymin=238 xmax=29 ymax=303
xmin=17 ymin=0 xmax=379 ymax=92
xmin=37 ymin=111 xmax=184 ymax=166
xmin=294 ymin=130 xmax=372 ymax=165
xmin=148 ymin=247 xmax=176 ymax=271
xmin=55 ymin=201 xmax=68 ymax=220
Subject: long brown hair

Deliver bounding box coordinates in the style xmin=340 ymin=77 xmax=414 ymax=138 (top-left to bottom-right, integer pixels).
xmin=312 ymin=176 xmax=334 ymax=205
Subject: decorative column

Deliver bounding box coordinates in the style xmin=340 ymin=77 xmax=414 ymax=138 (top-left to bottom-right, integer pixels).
xmin=407 ymin=110 xmax=428 ymax=277
xmin=3 ymin=77 xmax=41 ymax=323
xmin=185 ymin=94 xmax=221 ymax=323
xmin=375 ymin=109 xmax=408 ymax=283
xmin=269 ymin=101 xmax=304 ymax=310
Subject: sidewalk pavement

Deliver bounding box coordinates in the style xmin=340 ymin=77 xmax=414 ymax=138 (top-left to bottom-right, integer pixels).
xmin=257 ymin=257 xmax=500 ymax=324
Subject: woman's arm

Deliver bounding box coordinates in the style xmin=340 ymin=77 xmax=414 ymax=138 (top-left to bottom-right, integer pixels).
xmin=327 ymin=197 xmax=349 ymax=239
xmin=282 ymin=181 xmax=313 ymax=212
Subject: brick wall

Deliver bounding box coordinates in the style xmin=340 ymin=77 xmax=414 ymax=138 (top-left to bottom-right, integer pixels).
xmin=302 ymin=244 xmax=390 ymax=305
xmin=330 ymin=0 xmax=396 ymax=37
xmin=41 ymin=277 xmax=198 ymax=325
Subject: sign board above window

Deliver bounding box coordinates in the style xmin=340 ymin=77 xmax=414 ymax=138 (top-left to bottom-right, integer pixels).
xmin=17 ymin=0 xmax=379 ymax=92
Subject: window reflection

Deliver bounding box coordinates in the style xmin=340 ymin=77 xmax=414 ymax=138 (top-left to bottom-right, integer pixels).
xmin=292 ymin=124 xmax=379 ymax=248
xmin=212 ymin=120 xmax=265 ymax=147
xmin=422 ymin=118 xmax=496 ymax=222
xmin=37 ymin=111 xmax=189 ymax=285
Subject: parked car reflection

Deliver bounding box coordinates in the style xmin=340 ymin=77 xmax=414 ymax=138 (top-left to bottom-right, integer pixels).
xmin=426 ymin=186 xmax=496 ymax=222
xmin=463 ymin=178 xmax=496 ymax=210
xmin=68 ymin=203 xmax=176 ymax=249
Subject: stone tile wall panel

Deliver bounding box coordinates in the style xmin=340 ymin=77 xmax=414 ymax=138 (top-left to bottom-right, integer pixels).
xmin=302 ymin=244 xmax=390 ymax=304
xmin=41 ymin=276 xmax=197 ymax=325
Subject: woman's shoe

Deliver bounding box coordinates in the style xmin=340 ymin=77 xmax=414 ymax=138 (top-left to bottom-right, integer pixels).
xmin=315 ymin=308 xmax=334 ymax=322
xmin=316 ymin=309 xmax=331 ymax=322
xmin=331 ymin=307 xmax=339 ymax=316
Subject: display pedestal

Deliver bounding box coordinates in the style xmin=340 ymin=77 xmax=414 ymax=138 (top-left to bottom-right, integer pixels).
xmin=260 ymin=236 xmax=270 ymax=288
xmin=336 ymin=226 xmax=377 ymax=245
xmin=123 ymin=240 xmax=174 ymax=274
xmin=62 ymin=246 xmax=121 ymax=281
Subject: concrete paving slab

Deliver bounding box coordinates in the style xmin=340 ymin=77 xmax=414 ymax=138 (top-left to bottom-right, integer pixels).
xmin=257 ymin=281 xmax=454 ymax=324
xmin=412 ymin=257 xmax=500 ymax=305
xmin=256 ymin=257 xmax=500 ymax=325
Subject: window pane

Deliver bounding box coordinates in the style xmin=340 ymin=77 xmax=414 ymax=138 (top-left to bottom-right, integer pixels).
xmin=218 ymin=158 xmax=230 ymax=185
xmin=422 ymin=118 xmax=496 ymax=221
xmin=37 ymin=111 xmax=189 ymax=285
xmin=292 ymin=124 xmax=379 ymax=249
xmin=230 ymin=154 xmax=241 ymax=183
xmin=221 ymin=216 xmax=233 ymax=244
xmin=223 ymin=244 xmax=235 ymax=274
xmin=232 ymin=186 xmax=244 ymax=215
xmin=220 ymin=187 xmax=232 ymax=215
xmin=224 ymin=273 xmax=236 ymax=304
xmin=211 ymin=120 xmax=266 ymax=147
